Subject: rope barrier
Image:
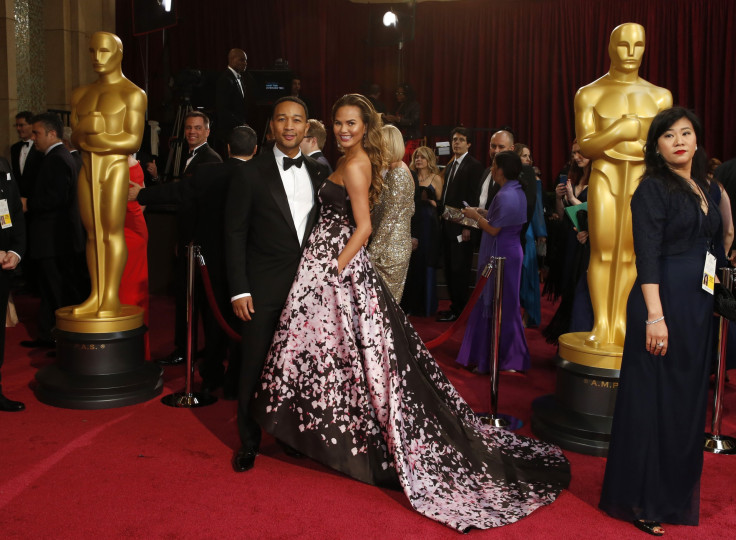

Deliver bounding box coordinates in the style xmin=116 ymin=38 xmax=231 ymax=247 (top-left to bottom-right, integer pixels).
xmin=195 ymin=251 xmax=243 ymax=343
xmin=425 ymin=273 xmax=490 ymax=349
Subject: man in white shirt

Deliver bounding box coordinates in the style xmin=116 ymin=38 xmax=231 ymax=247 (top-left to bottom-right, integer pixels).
xmin=225 ymin=97 xmax=329 ymax=472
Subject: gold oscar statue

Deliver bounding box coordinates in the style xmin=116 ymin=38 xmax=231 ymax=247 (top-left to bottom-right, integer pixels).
xmin=561 ymin=22 xmax=672 ymax=368
xmin=532 ymin=25 xmax=673 ymax=454
xmin=59 ymin=31 xmax=147 ymax=332
xmin=35 ymin=32 xmax=162 ymax=410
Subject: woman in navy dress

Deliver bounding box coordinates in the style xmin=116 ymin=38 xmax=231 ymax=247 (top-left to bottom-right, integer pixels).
xmin=599 ymin=107 xmax=719 ymax=536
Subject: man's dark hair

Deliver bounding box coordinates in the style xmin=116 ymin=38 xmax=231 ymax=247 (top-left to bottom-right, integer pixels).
xmin=494 ymin=150 xmax=523 ymax=182
xmin=185 ymin=110 xmax=211 ymax=129
xmin=450 ymin=126 xmax=473 ymax=145
xmin=229 ymin=125 xmax=257 ymax=156
xmin=271 ymin=96 xmax=308 ymax=119
xmin=31 ymin=112 xmax=63 ymax=138
xmin=16 ymin=110 xmax=34 ymax=123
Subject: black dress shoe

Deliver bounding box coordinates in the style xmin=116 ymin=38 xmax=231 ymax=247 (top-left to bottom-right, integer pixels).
xmin=157 ymin=349 xmax=185 ymax=365
xmin=0 ymin=394 xmax=26 ymax=412
xmin=20 ymin=338 xmax=55 ymax=349
xmin=278 ymin=440 xmax=304 ymax=458
xmin=232 ymin=448 xmax=257 ymax=472
xmin=436 ymin=312 xmax=459 ymax=322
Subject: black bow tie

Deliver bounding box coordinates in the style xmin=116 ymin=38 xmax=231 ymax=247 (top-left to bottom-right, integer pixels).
xmin=283 ymin=156 xmax=304 ymax=170
xmin=24 ymin=141 xmax=32 ymax=147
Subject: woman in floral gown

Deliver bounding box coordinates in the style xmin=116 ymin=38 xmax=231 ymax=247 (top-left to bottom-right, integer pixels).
xmin=253 ymin=94 xmax=570 ymax=532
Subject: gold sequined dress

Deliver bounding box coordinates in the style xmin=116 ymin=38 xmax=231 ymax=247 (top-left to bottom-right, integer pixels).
xmin=367 ymin=166 xmax=415 ymax=302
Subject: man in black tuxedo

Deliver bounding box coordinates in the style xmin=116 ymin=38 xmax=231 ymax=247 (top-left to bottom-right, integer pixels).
xmin=215 ymin=48 xmax=249 ymax=156
xmin=61 ymin=127 xmax=83 ymax=173
xmin=10 ymin=111 xmax=43 ymax=204
xmin=131 ymin=111 xmax=222 ymax=365
xmin=299 ymin=119 xmax=333 ymax=174
xmin=437 ymin=127 xmax=484 ymax=322
xmin=479 ymin=130 xmax=537 ymax=247
xmin=187 ymin=126 xmax=259 ymax=396
xmin=0 ymin=158 xmax=26 ymax=411
xmin=225 ymin=96 xmax=328 ymax=472
xmin=22 ymin=113 xmax=85 ymax=347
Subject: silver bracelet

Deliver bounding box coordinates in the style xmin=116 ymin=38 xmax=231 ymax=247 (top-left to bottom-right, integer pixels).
xmin=645 ymin=316 xmax=665 ymax=325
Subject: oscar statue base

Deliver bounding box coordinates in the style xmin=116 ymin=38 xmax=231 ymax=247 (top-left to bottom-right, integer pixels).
xmin=531 ymin=331 xmax=621 ymax=456
xmin=34 ymin=307 xmax=163 ymax=410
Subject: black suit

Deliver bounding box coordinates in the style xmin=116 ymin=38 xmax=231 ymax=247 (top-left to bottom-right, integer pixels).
xmin=215 ymin=69 xmax=248 ymax=147
xmin=439 ymin=154 xmax=484 ymax=315
xmin=27 ymin=144 xmax=85 ymax=341
xmin=10 ymin=140 xmax=43 ymax=198
xmin=225 ymin=151 xmax=327 ymax=451
xmin=0 ymin=159 xmax=26 ymax=389
xmin=188 ymin=159 xmax=245 ymax=389
xmin=139 ymin=142 xmax=222 ymax=354
xmin=308 ymin=151 xmax=333 ymax=175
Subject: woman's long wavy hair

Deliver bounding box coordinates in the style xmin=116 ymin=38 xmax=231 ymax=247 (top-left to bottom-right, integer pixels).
xmin=409 ymin=146 xmax=440 ymax=175
xmin=332 ymin=93 xmax=389 ymax=206
xmin=568 ymin=139 xmax=591 ymax=187
xmin=643 ymin=106 xmax=708 ymax=197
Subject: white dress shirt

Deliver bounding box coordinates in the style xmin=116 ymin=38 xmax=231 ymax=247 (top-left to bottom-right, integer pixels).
xmin=19 ymin=140 xmax=32 ymax=174
xmin=273 ymin=146 xmax=314 ymax=246
xmin=231 ymin=148 xmax=314 ymax=303
xmin=478 ymin=169 xmax=493 ymax=209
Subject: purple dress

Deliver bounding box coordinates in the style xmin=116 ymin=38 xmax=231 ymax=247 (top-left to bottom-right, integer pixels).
xmin=457 ymin=181 xmax=530 ymax=372
xmin=253 ymin=180 xmax=569 ymax=532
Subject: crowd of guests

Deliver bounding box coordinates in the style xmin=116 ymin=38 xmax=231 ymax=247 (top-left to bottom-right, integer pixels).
xmin=4 ymin=41 xmax=736 ymax=535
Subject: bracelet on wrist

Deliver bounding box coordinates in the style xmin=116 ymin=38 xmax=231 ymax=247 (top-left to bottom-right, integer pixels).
xmin=645 ymin=315 xmax=665 ymax=325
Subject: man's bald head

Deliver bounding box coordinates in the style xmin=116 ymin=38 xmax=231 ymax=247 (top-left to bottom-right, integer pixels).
xmin=228 ymin=49 xmax=247 ymax=74
xmin=489 ymin=130 xmax=515 ymax=160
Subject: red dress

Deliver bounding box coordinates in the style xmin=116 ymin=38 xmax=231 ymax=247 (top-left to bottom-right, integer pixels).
xmin=120 ymin=162 xmax=150 ymax=359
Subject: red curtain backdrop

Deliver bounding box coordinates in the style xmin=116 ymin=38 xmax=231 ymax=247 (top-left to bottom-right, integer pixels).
xmin=116 ymin=0 xmax=736 ymax=187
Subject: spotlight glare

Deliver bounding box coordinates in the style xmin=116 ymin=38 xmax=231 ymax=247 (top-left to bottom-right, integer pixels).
xmin=161 ymin=0 xmax=172 ymax=12
xmin=383 ymin=11 xmax=398 ymax=27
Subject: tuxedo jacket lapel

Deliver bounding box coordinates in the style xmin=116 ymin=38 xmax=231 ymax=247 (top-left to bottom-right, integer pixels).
xmin=261 ymin=157 xmax=300 ymax=243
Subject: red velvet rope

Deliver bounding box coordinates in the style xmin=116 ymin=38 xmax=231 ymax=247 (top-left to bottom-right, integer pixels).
xmin=424 ymin=274 xmax=489 ymax=349
xmin=196 ymin=260 xmax=243 ymax=343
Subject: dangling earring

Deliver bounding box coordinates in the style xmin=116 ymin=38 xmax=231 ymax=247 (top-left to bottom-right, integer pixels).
xmin=363 ymin=132 xmax=367 ymax=146
xmin=695 ymin=145 xmax=698 ymax=151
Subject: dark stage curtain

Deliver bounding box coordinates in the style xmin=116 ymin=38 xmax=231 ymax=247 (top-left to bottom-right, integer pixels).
xmin=116 ymin=0 xmax=736 ymax=187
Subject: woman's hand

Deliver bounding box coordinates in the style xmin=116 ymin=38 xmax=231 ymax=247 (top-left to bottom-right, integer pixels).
xmin=461 ymin=206 xmax=482 ymax=222
xmin=645 ymin=319 xmax=668 ymax=356
xmin=577 ymin=231 xmax=589 ymax=244
xmin=555 ymin=183 xmax=566 ymax=200
xmin=565 ymin=179 xmax=575 ymax=201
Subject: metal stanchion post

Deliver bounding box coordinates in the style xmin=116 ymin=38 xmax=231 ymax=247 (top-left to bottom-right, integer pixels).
xmin=162 ymin=243 xmax=217 ymax=408
xmin=478 ymin=256 xmax=522 ymax=431
xmin=704 ymin=267 xmax=736 ymax=454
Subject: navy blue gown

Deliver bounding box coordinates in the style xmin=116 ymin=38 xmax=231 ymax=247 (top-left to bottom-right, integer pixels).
xmin=599 ymin=176 xmax=720 ymax=525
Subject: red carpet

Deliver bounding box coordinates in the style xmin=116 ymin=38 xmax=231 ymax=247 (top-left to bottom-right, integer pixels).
xmin=1 ymin=293 xmax=735 ymax=539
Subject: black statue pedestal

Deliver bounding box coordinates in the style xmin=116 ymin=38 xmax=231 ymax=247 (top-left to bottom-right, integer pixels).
xmin=531 ymin=332 xmax=621 ymax=457
xmin=35 ymin=306 xmax=163 ymax=410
